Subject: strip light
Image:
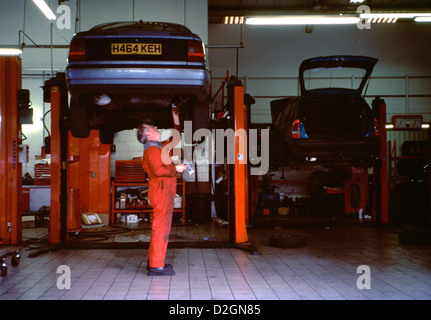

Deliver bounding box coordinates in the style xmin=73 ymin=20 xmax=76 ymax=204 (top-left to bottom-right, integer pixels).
xmin=32 ymin=0 xmax=56 ymax=20
xmin=0 ymin=48 xmax=23 ymax=56
xmin=246 ymin=15 xmax=360 ymax=25
xmin=415 ymin=16 xmax=431 ymax=22
xmin=360 ymin=12 xmax=431 ymax=23
xmin=244 ymin=12 xmax=431 ymax=26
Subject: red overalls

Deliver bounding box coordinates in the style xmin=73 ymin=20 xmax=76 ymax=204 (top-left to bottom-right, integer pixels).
xmin=142 ymin=126 xmax=180 ymax=269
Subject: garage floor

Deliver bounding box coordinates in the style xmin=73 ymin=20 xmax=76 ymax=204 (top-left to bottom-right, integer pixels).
xmin=1 ymin=222 xmax=431 ymax=300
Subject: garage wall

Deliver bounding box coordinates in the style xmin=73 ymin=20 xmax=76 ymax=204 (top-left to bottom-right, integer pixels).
xmin=2 ymin=2 xmax=430 ymax=183
xmin=208 ymin=23 xmax=431 ymax=124
xmin=0 ymin=0 xmax=208 ymax=179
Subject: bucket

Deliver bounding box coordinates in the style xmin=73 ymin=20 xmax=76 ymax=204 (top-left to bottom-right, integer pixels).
xmin=187 ymin=193 xmax=211 ymax=223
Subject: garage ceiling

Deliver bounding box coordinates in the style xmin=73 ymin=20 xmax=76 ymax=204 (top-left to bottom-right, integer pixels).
xmin=208 ymin=0 xmax=431 ymax=23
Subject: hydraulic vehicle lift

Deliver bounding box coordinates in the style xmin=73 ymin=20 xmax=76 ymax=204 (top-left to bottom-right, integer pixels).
xmin=39 ymin=74 xmax=258 ymax=254
xmin=1 ymin=57 xmax=390 ymax=258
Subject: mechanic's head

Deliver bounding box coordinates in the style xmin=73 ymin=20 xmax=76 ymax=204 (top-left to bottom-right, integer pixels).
xmin=137 ymin=119 xmax=160 ymax=144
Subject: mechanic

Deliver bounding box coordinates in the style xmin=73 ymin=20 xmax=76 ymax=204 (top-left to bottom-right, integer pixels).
xmin=137 ymin=106 xmax=187 ymax=276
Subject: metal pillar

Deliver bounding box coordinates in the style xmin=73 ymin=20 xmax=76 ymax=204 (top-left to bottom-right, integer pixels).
xmin=0 ymin=56 xmax=23 ymax=245
xmin=372 ymin=97 xmax=389 ymax=224
xmin=45 ymin=74 xmax=111 ymax=244
xmin=227 ymin=78 xmax=258 ymax=254
xmin=45 ymin=73 xmax=69 ymax=244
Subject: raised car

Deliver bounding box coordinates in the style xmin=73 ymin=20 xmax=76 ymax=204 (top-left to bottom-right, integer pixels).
xmin=66 ymin=21 xmax=211 ymax=144
xmin=271 ymin=55 xmax=379 ymax=167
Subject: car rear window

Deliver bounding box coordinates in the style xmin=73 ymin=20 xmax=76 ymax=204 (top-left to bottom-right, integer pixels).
xmin=301 ymin=95 xmax=373 ymax=138
xmin=90 ymin=22 xmax=191 ymax=33
xmin=303 ymin=67 xmax=366 ymax=91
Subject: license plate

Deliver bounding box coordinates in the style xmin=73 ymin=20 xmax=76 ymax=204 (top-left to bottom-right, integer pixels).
xmin=111 ymin=43 xmax=162 ymax=55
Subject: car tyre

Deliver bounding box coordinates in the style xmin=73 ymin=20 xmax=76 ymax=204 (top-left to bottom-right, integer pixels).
xmin=99 ymin=128 xmax=115 ymax=145
xmin=70 ymin=96 xmax=91 ymax=139
xmin=192 ymin=97 xmax=210 ymax=131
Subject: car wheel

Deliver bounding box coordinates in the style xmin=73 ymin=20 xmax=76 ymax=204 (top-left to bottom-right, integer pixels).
xmin=99 ymin=128 xmax=114 ymax=145
xmin=70 ymin=96 xmax=91 ymax=138
xmin=269 ymin=233 xmax=306 ymax=248
xmin=191 ymin=97 xmax=210 ymax=131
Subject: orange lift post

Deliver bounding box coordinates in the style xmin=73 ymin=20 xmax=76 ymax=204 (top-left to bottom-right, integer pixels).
xmin=45 ymin=74 xmax=69 ymax=244
xmin=227 ymin=78 xmax=258 ymax=254
xmin=0 ymin=56 xmax=23 ymax=245
xmin=45 ymin=73 xmax=111 ymax=245
xmin=372 ymin=97 xmax=389 ymax=224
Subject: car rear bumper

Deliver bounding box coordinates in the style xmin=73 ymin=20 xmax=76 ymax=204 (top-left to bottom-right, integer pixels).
xmin=66 ymin=67 xmax=211 ymax=100
xmin=290 ymin=138 xmax=378 ymax=159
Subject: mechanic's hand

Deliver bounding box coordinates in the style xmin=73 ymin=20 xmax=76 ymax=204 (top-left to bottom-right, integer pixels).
xmin=172 ymin=106 xmax=180 ymax=116
xmin=175 ymin=164 xmax=187 ymax=173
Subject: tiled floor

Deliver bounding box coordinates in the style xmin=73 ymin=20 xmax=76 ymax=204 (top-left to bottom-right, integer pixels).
xmin=1 ymin=222 xmax=431 ymax=300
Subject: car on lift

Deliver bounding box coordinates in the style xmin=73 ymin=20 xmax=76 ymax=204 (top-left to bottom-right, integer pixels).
xmin=66 ymin=21 xmax=211 ymax=144
xmin=270 ymin=55 xmax=379 ymax=167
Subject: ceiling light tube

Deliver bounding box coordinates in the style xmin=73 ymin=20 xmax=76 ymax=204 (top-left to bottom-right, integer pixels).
xmin=360 ymin=13 xmax=414 ymax=19
xmin=32 ymin=0 xmax=56 ymax=20
xmin=246 ymin=15 xmax=360 ymax=25
xmin=360 ymin=13 xmax=431 ymax=19
xmin=415 ymin=16 xmax=431 ymax=22
xmin=0 ymin=48 xmax=23 ymax=56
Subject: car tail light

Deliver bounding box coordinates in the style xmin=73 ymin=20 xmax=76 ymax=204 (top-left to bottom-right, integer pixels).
xmin=291 ymin=119 xmax=301 ymax=139
xmin=68 ymin=39 xmax=86 ymax=62
xmin=373 ymin=117 xmax=380 ymax=137
xmin=187 ymin=40 xmax=205 ymax=63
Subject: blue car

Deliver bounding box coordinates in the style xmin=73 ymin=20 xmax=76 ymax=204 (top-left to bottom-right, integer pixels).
xmin=271 ymin=55 xmax=379 ymax=167
xmin=66 ymin=21 xmax=211 ymax=144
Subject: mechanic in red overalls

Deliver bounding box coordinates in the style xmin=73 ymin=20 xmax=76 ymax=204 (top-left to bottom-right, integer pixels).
xmin=137 ymin=107 xmax=186 ymax=276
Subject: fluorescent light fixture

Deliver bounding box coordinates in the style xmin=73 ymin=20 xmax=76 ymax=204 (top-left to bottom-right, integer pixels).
xmin=361 ymin=13 xmax=431 ymax=19
xmin=415 ymin=16 xmax=431 ymax=22
xmin=360 ymin=12 xmax=431 ymax=23
xmin=0 ymin=48 xmax=22 ymax=56
xmin=350 ymin=0 xmax=365 ymax=3
xmin=422 ymin=123 xmax=430 ymax=129
xmin=246 ymin=15 xmax=360 ymax=25
xmin=223 ymin=16 xmax=245 ymax=24
xmin=32 ymin=0 xmax=56 ymax=20
xmin=361 ymin=13 xmax=415 ymax=19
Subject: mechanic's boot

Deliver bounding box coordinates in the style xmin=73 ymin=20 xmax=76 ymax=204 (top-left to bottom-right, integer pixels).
xmin=148 ymin=266 xmax=175 ymax=276
xmin=146 ymin=261 xmax=173 ymax=271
